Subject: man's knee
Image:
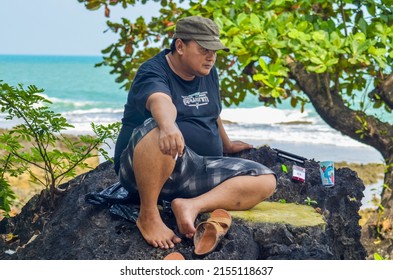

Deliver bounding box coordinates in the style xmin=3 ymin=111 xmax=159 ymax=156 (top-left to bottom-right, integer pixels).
xmin=133 ymin=127 xmax=176 ymax=177
xmin=133 ymin=127 xmax=160 ymax=157
xmin=258 ymin=174 xmax=277 ymax=198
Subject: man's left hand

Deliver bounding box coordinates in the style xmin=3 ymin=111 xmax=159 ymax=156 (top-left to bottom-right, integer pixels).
xmin=223 ymin=140 xmax=253 ymax=154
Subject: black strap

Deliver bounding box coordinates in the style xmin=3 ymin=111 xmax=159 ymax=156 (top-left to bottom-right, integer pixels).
xmin=273 ymin=148 xmax=307 ymax=164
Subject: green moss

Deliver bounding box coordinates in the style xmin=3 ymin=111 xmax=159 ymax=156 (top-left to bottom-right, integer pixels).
xmin=229 ymin=201 xmax=326 ymax=227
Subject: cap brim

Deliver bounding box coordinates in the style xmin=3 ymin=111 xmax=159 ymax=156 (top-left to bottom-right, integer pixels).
xmin=196 ymin=40 xmax=229 ymax=52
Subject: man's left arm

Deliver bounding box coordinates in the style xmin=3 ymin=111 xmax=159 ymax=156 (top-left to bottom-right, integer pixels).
xmin=217 ymin=116 xmax=253 ymax=154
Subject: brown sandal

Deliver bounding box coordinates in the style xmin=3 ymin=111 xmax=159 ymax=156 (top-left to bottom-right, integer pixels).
xmin=193 ymin=209 xmax=232 ymax=256
xmin=163 ymin=252 xmax=185 ymax=260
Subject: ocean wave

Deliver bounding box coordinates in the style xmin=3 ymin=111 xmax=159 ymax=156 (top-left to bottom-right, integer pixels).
xmin=224 ymin=122 xmax=366 ymax=148
xmin=37 ymin=93 xmax=124 ymax=111
xmin=50 ymin=98 xmax=98 ymax=108
xmin=0 ymin=105 xmax=368 ymax=149
xmin=62 ymin=107 xmax=124 ymax=116
xmin=221 ymin=106 xmax=315 ymax=125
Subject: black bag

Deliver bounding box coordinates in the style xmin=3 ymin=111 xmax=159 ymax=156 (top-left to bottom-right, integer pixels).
xmin=85 ymin=182 xmax=171 ymax=223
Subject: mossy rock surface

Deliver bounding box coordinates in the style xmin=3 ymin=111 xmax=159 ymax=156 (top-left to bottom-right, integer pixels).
xmin=229 ymin=201 xmax=325 ymax=227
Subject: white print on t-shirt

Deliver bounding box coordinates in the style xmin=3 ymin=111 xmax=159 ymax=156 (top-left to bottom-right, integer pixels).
xmin=182 ymin=92 xmax=209 ymax=109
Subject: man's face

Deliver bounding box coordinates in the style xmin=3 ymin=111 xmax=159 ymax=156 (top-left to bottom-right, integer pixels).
xmin=179 ymin=40 xmax=217 ymax=77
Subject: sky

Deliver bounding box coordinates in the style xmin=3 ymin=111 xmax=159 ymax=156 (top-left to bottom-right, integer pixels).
xmin=0 ymin=0 xmax=159 ymax=56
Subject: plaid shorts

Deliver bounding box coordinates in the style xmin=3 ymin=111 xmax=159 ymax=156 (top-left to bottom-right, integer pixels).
xmin=119 ymin=118 xmax=275 ymax=201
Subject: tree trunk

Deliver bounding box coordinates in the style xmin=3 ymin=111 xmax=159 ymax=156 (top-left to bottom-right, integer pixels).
xmin=381 ymin=155 xmax=393 ymax=219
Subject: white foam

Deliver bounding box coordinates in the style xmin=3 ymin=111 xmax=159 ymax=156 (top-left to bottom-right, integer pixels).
xmin=62 ymin=107 xmax=124 ymax=116
xmin=223 ymin=122 xmax=366 ymax=148
xmin=221 ymin=106 xmax=313 ymax=125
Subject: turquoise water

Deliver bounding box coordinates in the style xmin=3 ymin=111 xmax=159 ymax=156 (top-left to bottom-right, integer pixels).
xmin=0 ymin=54 xmax=383 ymax=163
xmin=0 ymin=55 xmax=125 ymax=111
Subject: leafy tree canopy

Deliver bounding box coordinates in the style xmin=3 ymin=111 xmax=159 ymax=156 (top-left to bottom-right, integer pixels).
xmin=79 ymin=0 xmax=393 ymax=111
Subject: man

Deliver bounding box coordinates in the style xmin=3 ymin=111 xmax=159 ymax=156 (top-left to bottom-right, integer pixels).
xmin=114 ymin=16 xmax=276 ymax=249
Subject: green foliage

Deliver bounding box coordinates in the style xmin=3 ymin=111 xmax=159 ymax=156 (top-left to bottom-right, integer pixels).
xmin=0 ymin=133 xmax=24 ymax=215
xmin=79 ymin=0 xmax=393 ymax=111
xmin=209 ymin=0 xmax=392 ymax=109
xmin=304 ymin=197 xmax=318 ymax=206
xmin=0 ymin=177 xmax=16 ymax=217
xmin=0 ymin=82 xmax=120 ymax=212
xmin=355 ymin=114 xmax=370 ymax=139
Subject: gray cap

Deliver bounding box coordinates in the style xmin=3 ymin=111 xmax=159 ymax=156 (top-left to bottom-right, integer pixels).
xmin=173 ymin=16 xmax=229 ymax=52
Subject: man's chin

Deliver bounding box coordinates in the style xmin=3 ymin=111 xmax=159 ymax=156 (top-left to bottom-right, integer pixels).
xmin=197 ymin=69 xmax=211 ymax=76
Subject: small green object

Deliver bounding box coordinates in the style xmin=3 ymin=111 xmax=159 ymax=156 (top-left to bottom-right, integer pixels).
xmin=281 ymin=164 xmax=288 ymax=173
xmin=304 ymin=197 xmax=318 ymax=206
xmin=373 ymin=253 xmax=388 ymax=260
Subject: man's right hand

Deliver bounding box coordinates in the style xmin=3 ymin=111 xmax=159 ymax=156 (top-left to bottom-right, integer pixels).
xmin=146 ymin=92 xmax=184 ymax=159
xmin=158 ymin=123 xmax=184 ymax=159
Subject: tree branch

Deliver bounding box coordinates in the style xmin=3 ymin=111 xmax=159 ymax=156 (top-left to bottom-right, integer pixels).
xmin=369 ymin=73 xmax=393 ymax=110
xmin=285 ymin=59 xmax=393 ymax=159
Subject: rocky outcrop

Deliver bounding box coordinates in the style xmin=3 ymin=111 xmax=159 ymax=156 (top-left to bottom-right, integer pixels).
xmin=0 ymin=146 xmax=367 ymax=260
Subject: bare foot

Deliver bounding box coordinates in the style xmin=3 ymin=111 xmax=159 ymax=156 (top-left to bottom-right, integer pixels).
xmin=136 ymin=208 xmax=181 ymax=249
xmin=171 ymin=198 xmax=200 ymax=239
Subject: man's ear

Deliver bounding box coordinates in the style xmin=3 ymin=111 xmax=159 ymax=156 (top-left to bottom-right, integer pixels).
xmin=176 ymin=39 xmax=184 ymax=55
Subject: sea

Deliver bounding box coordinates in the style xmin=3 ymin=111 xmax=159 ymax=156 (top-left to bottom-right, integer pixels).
xmin=0 ymin=54 xmax=386 ymax=165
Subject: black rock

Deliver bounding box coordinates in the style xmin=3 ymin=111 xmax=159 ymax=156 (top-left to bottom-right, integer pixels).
xmin=0 ymin=146 xmax=367 ymax=260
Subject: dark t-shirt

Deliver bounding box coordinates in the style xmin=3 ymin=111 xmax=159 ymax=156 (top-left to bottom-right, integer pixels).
xmin=114 ymin=49 xmax=223 ymax=174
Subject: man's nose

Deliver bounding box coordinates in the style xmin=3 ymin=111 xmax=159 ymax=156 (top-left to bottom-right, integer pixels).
xmin=206 ymin=50 xmax=216 ymax=58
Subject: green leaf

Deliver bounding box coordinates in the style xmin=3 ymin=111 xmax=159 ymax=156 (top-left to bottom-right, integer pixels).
xmin=258 ymin=58 xmax=270 ymax=73
xmin=288 ymin=29 xmax=311 ymax=41
xmin=236 ymin=13 xmax=248 ymax=26
xmin=358 ymin=18 xmax=368 ymax=35
xmin=307 ymin=64 xmax=327 ymax=73
xmin=325 ymin=58 xmax=339 ymax=67
xmin=250 ymin=13 xmax=260 ymax=29
xmin=85 ymin=1 xmax=101 ymax=10
xmin=311 ymin=30 xmax=326 ymax=42
xmin=290 ymin=97 xmax=298 ymax=108
xmin=366 ymin=3 xmax=376 ymax=16
xmin=368 ymin=46 xmax=387 ymax=56
xmin=310 ymin=57 xmax=323 ymax=64
xmin=297 ymin=21 xmax=308 ymax=32
xmin=271 ymin=87 xmax=285 ymax=98
xmin=227 ymin=26 xmax=241 ymax=37
xmin=253 ymin=74 xmax=274 ymax=88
